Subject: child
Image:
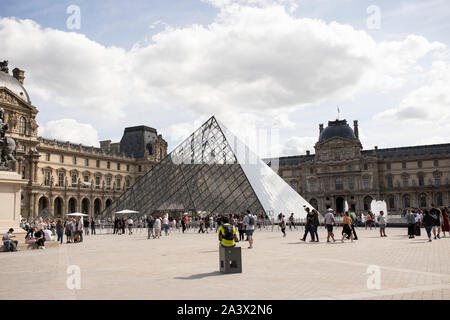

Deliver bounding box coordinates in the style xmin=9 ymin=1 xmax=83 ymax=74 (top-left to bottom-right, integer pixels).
xmin=378 ymin=211 xmax=387 ymax=237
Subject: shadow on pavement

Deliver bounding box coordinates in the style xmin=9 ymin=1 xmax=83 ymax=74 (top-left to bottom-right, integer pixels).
xmin=174 ymin=271 xmax=226 ymax=280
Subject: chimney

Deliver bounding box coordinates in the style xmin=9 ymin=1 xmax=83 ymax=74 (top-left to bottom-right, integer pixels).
xmin=306 ymin=150 xmax=310 ymax=156
xmin=100 ymin=140 xmax=111 ymax=151
xmin=353 ymin=120 xmax=359 ymax=139
xmin=12 ymin=68 xmax=25 ymax=84
xmin=319 ymin=123 xmax=324 ymax=134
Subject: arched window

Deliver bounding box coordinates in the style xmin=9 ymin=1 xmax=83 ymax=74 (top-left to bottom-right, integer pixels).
xmin=403 ymin=194 xmax=410 ymax=208
xmin=419 ymin=193 xmax=427 ymax=208
xmin=388 ymin=195 xmax=395 ymax=209
xmin=19 ymin=116 xmax=26 ymax=134
xmin=436 ymin=192 xmax=443 ymax=207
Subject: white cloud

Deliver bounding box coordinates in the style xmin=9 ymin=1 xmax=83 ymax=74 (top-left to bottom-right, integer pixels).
xmin=0 ymin=1 xmax=447 ymax=152
xmin=38 ymin=119 xmax=100 ymax=146
xmin=282 ymin=136 xmax=316 ymax=155
xmin=374 ymin=60 xmax=450 ymax=123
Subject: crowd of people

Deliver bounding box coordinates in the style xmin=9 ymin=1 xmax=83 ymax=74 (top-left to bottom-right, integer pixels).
xmin=4 ymin=203 xmax=449 ymax=252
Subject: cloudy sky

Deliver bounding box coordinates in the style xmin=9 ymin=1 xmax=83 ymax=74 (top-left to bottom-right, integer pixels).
xmin=1 ymin=0 xmax=449 ymax=158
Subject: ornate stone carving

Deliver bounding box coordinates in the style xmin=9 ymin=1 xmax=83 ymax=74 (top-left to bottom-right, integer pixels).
xmin=0 ymin=107 xmax=17 ymax=170
xmin=0 ymin=91 xmax=19 ymax=106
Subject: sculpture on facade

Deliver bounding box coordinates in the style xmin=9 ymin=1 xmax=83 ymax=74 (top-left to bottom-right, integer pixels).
xmin=0 ymin=60 xmax=9 ymax=73
xmin=0 ymin=107 xmax=17 ymax=170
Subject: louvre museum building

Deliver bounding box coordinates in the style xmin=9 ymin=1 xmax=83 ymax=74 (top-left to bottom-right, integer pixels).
xmin=265 ymin=120 xmax=450 ymax=215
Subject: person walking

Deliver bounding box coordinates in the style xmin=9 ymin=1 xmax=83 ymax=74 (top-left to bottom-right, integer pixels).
xmin=311 ymin=209 xmax=320 ymax=242
xmin=341 ymin=211 xmax=354 ymax=242
xmin=153 ymin=216 xmax=162 ymax=238
xmin=406 ymin=210 xmax=416 ymax=239
xmin=181 ymin=216 xmax=187 ymax=233
xmin=414 ymin=210 xmax=422 ymax=237
xmin=198 ymin=218 xmax=205 ymax=234
xmin=288 ymin=213 xmax=295 ymax=230
xmin=349 ymin=210 xmax=358 ymax=240
xmin=279 ymin=214 xmax=286 ymax=237
xmin=324 ymin=208 xmax=336 ymax=243
xmin=56 ymin=219 xmax=64 ymax=244
xmin=430 ymin=204 xmax=441 ymax=239
xmin=127 ymin=217 xmax=134 ymax=235
xmin=301 ymin=207 xmax=314 ymax=242
xmin=90 ymin=218 xmax=96 ymax=235
xmin=441 ymin=207 xmax=450 ymax=237
xmin=84 ymin=218 xmax=89 ymax=236
xmin=423 ymin=210 xmax=434 ymax=242
xmin=146 ymin=215 xmax=155 ymax=239
xmin=377 ymin=211 xmax=387 ymax=237
xmin=243 ymin=210 xmax=256 ymax=249
xmin=237 ymin=216 xmax=245 ymax=241
xmin=162 ymin=215 xmax=169 ymax=236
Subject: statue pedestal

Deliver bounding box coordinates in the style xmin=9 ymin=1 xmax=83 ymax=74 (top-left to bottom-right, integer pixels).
xmin=0 ymin=171 xmax=27 ymax=236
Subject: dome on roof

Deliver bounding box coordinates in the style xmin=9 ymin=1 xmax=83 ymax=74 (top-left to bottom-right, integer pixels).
xmin=319 ymin=119 xmax=357 ymax=143
xmin=0 ymin=71 xmax=31 ymax=104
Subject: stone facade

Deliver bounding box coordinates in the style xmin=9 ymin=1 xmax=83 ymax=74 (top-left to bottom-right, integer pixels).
xmin=0 ymin=64 xmax=167 ymax=218
xmin=265 ymin=119 xmax=450 ymax=215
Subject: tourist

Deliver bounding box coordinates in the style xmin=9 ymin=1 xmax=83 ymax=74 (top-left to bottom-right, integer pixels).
xmin=341 ymin=212 xmax=354 ymax=242
xmin=324 ymin=208 xmax=336 ymax=243
xmin=34 ymin=228 xmax=45 ymax=249
xmin=127 ymin=217 xmax=134 ymax=235
xmin=25 ymin=227 xmax=37 ymax=245
xmin=181 ymin=216 xmax=187 ymax=233
xmin=311 ymin=209 xmax=320 ymax=242
xmin=162 ymin=215 xmax=169 ymax=236
xmin=349 ymin=210 xmax=358 ymax=240
xmin=77 ymin=218 xmax=84 ymax=242
xmin=154 ymin=216 xmax=162 ymax=238
xmin=84 ymin=218 xmax=90 ymax=236
xmin=43 ymin=226 xmax=54 ymax=241
xmin=217 ymin=216 xmax=239 ymax=247
xmin=430 ymin=204 xmax=441 ymax=239
xmin=113 ymin=217 xmax=118 ymax=234
xmin=243 ymin=210 xmax=256 ymax=249
xmin=204 ymin=216 xmax=210 ymax=234
xmin=209 ymin=215 xmax=214 ymax=232
xmin=441 ymin=207 xmax=450 ymax=237
xmin=90 ymin=218 xmax=96 ymax=235
xmin=289 ymin=212 xmax=295 ymax=230
xmin=237 ymin=216 xmax=245 ymax=241
xmin=65 ymin=220 xmax=72 ymax=243
xmin=117 ymin=218 xmax=123 ymax=235
xmin=414 ymin=210 xmax=422 ymax=237
xmin=377 ymin=211 xmax=387 ymax=237
xmin=301 ymin=207 xmax=314 ymax=242
xmin=422 ymin=210 xmax=434 ymax=242
xmin=365 ymin=212 xmax=374 ymax=230
xmin=198 ymin=218 xmax=205 ymax=234
xmin=121 ymin=218 xmax=126 ymax=235
xmin=2 ymin=228 xmax=19 ymax=252
xmin=406 ymin=210 xmax=416 ymax=239
xmin=56 ymin=219 xmax=64 ymax=244
xmin=146 ymin=215 xmax=155 ymax=239
xmin=279 ymin=214 xmax=286 ymax=237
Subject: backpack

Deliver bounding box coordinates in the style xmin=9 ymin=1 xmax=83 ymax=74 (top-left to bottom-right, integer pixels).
xmin=248 ymin=215 xmax=255 ymax=225
xmin=223 ymin=224 xmax=234 ymax=241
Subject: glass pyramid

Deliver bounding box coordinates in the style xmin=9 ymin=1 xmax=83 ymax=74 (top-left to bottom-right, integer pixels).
xmin=100 ymin=116 xmax=312 ymax=220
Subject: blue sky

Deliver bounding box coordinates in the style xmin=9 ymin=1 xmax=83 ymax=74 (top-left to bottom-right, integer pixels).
xmin=1 ymin=0 xmax=449 ymax=156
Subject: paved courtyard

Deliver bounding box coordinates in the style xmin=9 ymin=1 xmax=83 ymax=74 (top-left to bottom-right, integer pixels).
xmin=1 ymin=226 xmax=449 ymax=300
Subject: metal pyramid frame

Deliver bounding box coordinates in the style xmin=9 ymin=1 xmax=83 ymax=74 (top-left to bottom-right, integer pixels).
xmin=100 ymin=116 xmax=312 ymax=220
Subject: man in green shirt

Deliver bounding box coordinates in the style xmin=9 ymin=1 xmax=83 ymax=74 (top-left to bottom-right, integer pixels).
xmin=218 ymin=217 xmax=238 ymax=247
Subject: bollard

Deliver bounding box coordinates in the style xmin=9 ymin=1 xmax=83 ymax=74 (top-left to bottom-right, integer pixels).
xmin=219 ymin=245 xmax=242 ymax=274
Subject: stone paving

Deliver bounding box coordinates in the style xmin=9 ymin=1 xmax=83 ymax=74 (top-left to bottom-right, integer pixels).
xmin=1 ymin=226 xmax=449 ymax=300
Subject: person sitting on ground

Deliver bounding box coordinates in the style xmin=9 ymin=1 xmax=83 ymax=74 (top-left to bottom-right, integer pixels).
xmin=43 ymin=226 xmax=54 ymax=241
xmin=34 ymin=228 xmax=46 ymax=249
xmin=2 ymin=228 xmax=19 ymax=252
xmin=25 ymin=227 xmax=37 ymax=245
xmin=217 ymin=217 xmax=239 ymax=247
